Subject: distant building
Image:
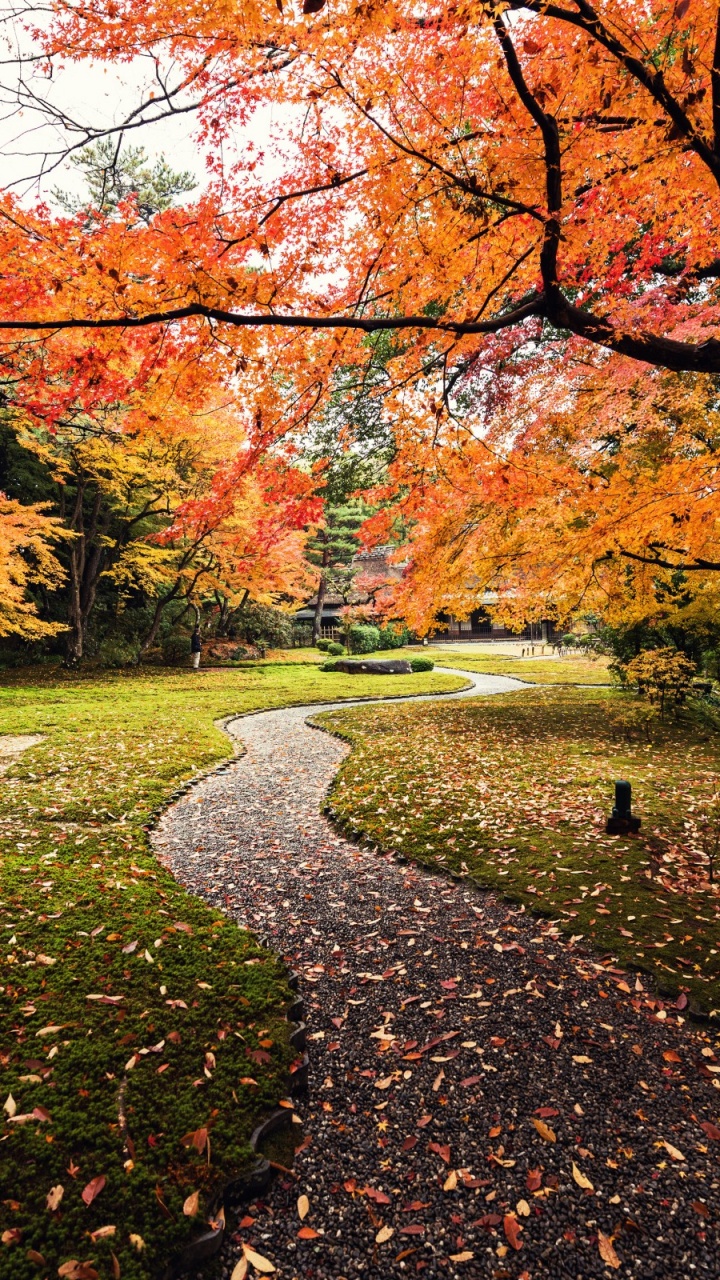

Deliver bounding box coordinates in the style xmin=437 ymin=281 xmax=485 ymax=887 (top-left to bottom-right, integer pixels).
xmin=295 ymin=558 xmax=558 ymax=643
xmin=294 ymin=546 xmax=404 ymax=636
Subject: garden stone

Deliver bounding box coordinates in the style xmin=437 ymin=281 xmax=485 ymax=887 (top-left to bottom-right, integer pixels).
xmin=333 ymin=657 xmax=412 ymax=674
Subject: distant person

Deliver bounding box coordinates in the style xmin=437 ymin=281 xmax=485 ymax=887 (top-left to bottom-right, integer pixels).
xmin=191 ymin=627 xmax=202 ymax=669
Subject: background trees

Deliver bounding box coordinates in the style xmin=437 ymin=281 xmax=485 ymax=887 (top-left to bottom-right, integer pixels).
xmin=2 ymin=0 xmax=720 ymax=660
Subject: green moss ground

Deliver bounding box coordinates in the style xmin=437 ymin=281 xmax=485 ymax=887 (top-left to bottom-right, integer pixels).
xmin=418 ymin=647 xmax=613 ymax=685
xmin=320 ymin=686 xmax=720 ymax=1013
xmin=0 ymin=663 xmax=463 ymax=1279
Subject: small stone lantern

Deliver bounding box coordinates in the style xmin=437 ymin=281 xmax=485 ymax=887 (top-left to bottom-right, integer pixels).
xmin=606 ymin=780 xmax=641 ymax=835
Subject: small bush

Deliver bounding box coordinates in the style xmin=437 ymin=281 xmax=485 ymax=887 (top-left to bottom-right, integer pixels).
xmin=321 ymin=660 xmax=339 ymax=671
xmin=316 ymin=638 xmax=331 ymax=652
xmin=162 ymin=632 xmax=191 ymax=665
xmin=236 ymin=602 xmax=293 ymax=649
xmin=328 ymin=641 xmax=346 ymax=655
xmin=624 ymin=646 xmax=697 ymax=718
xmin=377 ymin=625 xmax=410 ymax=650
xmin=410 ymin=656 xmax=434 ymax=672
xmin=98 ymin=637 xmax=139 ymax=667
xmin=348 ymin=623 xmax=381 ymax=654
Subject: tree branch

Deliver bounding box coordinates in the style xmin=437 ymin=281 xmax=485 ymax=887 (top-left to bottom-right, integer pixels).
xmin=2 ymin=294 xmax=720 ymax=371
xmin=493 ymin=17 xmax=562 ymax=294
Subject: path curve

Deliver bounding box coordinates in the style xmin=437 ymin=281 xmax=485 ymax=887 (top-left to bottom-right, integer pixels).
xmin=152 ymin=668 xmax=720 ymax=1280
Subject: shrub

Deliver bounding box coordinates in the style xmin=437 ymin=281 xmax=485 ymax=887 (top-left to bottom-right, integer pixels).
xmin=623 ymin=647 xmax=697 ymax=718
xmin=98 ymin=637 xmax=139 ymax=668
xmin=410 ymin=656 xmax=434 ymax=672
xmin=321 ymin=660 xmax=339 ymax=671
xmin=328 ymin=641 xmax=346 ymax=655
xmin=162 ymin=632 xmax=191 ymax=665
xmin=348 ymin=623 xmax=381 ymax=654
xmin=316 ymin=638 xmax=331 ymax=652
xmin=377 ymin=625 xmax=410 ymax=650
xmin=236 ymin=602 xmax=293 ymax=649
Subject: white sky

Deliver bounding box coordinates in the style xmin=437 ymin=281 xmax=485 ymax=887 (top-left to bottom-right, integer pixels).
xmin=0 ymin=13 xmax=284 ymax=204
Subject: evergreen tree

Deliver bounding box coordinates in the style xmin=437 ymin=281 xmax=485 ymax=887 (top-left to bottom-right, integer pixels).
xmin=54 ymin=139 xmax=196 ymax=223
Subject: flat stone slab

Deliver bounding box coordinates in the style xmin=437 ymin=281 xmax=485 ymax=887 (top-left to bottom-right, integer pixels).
xmin=0 ymin=734 xmax=44 ymax=776
xmin=333 ymin=658 xmax=412 ymax=674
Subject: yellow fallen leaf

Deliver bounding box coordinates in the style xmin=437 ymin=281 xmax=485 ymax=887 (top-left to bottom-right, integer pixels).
xmin=3 ymin=1094 xmax=16 ymax=1119
xmin=297 ymin=1194 xmax=309 ymax=1221
xmin=572 ymin=1055 xmax=593 ymax=1064
xmin=532 ymin=1118 xmax=556 ymax=1143
xmin=183 ymin=1191 xmax=199 ymax=1217
xmin=449 ymin=1252 xmax=474 ymax=1263
xmin=230 ymin=1259 xmax=248 ymax=1280
xmin=572 ymin=1163 xmax=594 ymax=1191
xmin=89 ymin=1226 xmax=116 ymax=1241
xmin=375 ymin=1226 xmax=394 ymax=1244
xmin=597 ymin=1230 xmax=621 ymax=1269
xmin=516 ymin=1199 xmax=531 ymax=1217
xmin=443 ymin=1170 xmax=458 ymax=1191
xmin=46 ymin=1185 xmax=64 ymax=1211
xmin=128 ymin=1235 xmax=145 ymax=1252
xmin=242 ymin=1245 xmax=276 ymax=1274
xmin=373 ymin=1076 xmax=395 ymax=1090
xmin=660 ymin=1140 xmax=685 ymax=1161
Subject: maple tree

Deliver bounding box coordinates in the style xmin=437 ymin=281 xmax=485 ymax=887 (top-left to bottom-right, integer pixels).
xmin=0 ymin=492 xmax=65 ymax=639
xmin=368 ymin=344 xmax=720 ymax=637
xmin=0 ymin=0 xmax=719 ymax=377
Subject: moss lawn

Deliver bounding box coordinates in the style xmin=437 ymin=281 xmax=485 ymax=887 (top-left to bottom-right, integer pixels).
xmin=320 ymin=686 xmax=720 ymax=1014
xmin=0 ymin=662 xmax=463 ymax=1280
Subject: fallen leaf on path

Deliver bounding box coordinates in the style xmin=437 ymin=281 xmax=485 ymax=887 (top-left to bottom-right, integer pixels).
xmin=532 ymin=1118 xmax=556 ymax=1143
xmin=503 ymin=1214 xmax=523 ymax=1250
xmin=658 ymin=1140 xmax=685 ymax=1161
xmin=242 ymin=1245 xmax=276 ymax=1273
xmin=297 ymin=1227 xmax=320 ymax=1240
xmin=597 ymin=1231 xmax=621 ymax=1269
xmin=572 ymin=1163 xmax=594 ymax=1191
xmin=230 ymin=1260 xmax=248 ymax=1280
xmin=375 ymin=1226 xmax=394 ymax=1243
xmin=297 ymin=1195 xmax=309 ymax=1220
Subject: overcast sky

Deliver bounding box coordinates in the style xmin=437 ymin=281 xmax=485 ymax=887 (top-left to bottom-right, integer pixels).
xmin=0 ymin=14 xmax=282 ymax=205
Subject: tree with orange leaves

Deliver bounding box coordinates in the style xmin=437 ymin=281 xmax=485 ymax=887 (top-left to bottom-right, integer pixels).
xmin=366 ymin=344 xmax=720 ymax=637
xmin=1 ymin=0 xmax=720 ymax=379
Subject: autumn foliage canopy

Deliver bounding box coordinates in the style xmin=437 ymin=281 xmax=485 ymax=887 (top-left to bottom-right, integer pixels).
xmin=2 ymin=0 xmax=720 ymax=634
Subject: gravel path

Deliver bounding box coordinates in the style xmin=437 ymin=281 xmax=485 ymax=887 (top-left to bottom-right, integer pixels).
xmin=152 ymin=670 xmax=720 ymax=1280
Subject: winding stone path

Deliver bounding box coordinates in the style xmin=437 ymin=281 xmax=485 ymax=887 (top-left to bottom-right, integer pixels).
xmin=152 ymin=669 xmax=720 ymax=1280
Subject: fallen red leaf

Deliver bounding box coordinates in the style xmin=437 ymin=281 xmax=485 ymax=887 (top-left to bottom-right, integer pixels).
xmin=81 ymin=1176 xmax=106 ymax=1207
xmin=503 ymin=1214 xmax=523 ymax=1251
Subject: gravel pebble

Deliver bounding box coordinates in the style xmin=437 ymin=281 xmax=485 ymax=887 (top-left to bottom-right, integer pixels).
xmin=153 ymin=672 xmax=720 ymax=1279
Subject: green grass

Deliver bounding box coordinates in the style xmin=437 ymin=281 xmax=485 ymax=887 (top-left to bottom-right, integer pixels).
xmin=419 ymin=647 xmax=613 ymax=685
xmin=0 ymin=663 xmax=464 ymax=1279
xmin=320 ymin=686 xmax=720 ymax=1013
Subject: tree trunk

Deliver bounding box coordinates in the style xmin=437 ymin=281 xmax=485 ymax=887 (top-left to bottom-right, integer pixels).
xmin=312 ymin=543 xmax=330 ymax=644
xmin=312 ymin=573 xmax=327 ymax=644
xmin=137 ymin=579 xmax=182 ymax=658
xmin=64 ymin=484 xmax=108 ymax=665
